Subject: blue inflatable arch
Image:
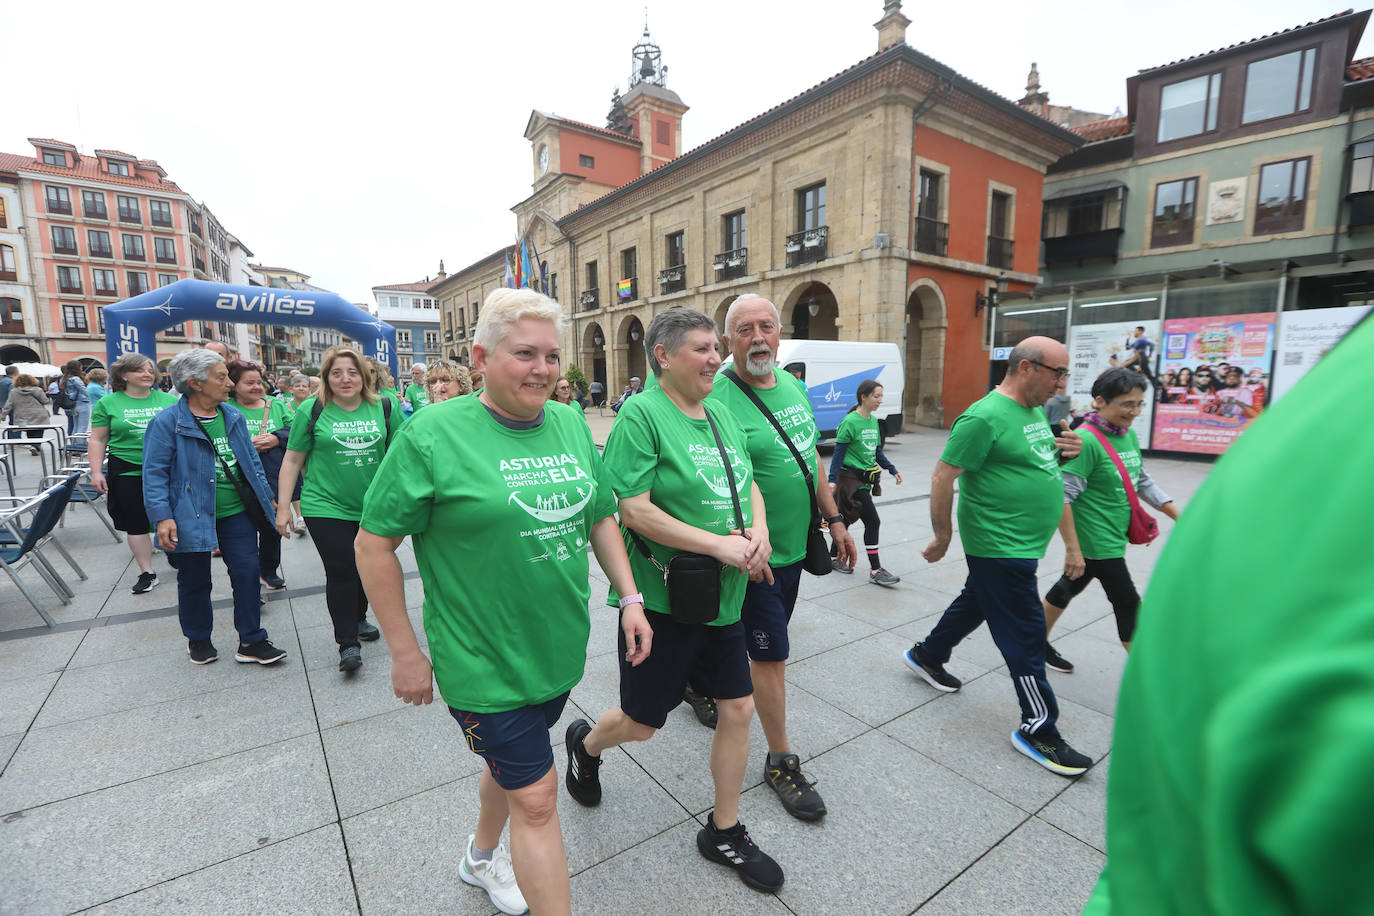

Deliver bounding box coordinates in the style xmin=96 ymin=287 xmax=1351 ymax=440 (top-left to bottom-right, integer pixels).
xmin=102 ymin=279 xmax=397 ymax=377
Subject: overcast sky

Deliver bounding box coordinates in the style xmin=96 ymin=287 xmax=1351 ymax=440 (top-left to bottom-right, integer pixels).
xmin=6 ymin=0 xmax=1352 ymax=309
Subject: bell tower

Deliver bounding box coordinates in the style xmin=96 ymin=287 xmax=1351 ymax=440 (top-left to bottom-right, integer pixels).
xmin=619 ymin=16 xmax=688 ymax=174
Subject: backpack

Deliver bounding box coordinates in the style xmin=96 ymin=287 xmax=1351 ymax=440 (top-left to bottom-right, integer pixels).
xmin=305 ymin=396 xmax=393 ymax=452
xmin=55 ymin=380 xmax=77 ymax=411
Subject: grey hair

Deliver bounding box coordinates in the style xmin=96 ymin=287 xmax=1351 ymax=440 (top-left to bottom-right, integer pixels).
xmin=169 ymin=348 xmax=224 ymax=395
xmin=723 ymin=294 xmax=780 ymax=337
xmin=644 ymin=307 xmax=718 ymax=378
xmin=1005 ymin=340 xmax=1046 ymax=378
xmin=411 ymin=362 xmax=427 ymax=372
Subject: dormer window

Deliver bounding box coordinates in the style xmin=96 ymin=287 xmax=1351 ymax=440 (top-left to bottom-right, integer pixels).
xmin=41 ymin=149 xmax=66 ymax=167
xmin=1157 ymin=72 xmax=1221 ymax=143
xmin=106 ymin=159 xmax=130 ymax=177
xmin=1243 ymin=47 xmax=1316 ymax=124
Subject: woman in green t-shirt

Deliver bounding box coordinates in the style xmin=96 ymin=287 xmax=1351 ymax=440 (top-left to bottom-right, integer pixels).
xmin=1041 ymin=367 xmax=1181 ymax=671
xmin=827 ymin=380 xmax=903 ymax=586
xmin=88 ymin=353 xmax=179 ymax=595
xmin=424 ymin=359 xmax=470 ymax=404
xmin=228 ymin=360 xmax=296 ymax=589
xmin=276 ymin=347 xmax=398 ymax=672
xmin=549 ymin=375 xmax=586 ymax=417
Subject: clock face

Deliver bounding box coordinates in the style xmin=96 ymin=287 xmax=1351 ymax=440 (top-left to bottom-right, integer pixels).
xmin=538 ymin=145 xmax=549 ymax=174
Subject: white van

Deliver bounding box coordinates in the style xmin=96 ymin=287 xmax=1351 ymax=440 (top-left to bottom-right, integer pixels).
xmin=723 ymin=340 xmax=904 ymax=438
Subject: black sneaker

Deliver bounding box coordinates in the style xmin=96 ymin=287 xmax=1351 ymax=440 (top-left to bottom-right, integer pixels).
xmin=1045 ymin=643 xmax=1074 ymax=674
xmin=132 ymin=572 xmax=159 ymax=594
xmin=764 ymin=753 xmax=827 ymax=821
xmin=260 ymin=572 xmax=286 ymax=590
xmin=683 ymin=685 xmax=718 ymax=729
xmin=902 ymin=644 xmax=961 ymax=692
xmin=564 ymin=718 xmax=602 ymax=806
xmin=235 ymin=639 xmax=287 ymax=665
xmin=338 ymin=645 xmax=362 ymax=672
xmin=1011 ymin=730 xmax=1093 ymax=777
xmin=187 ymin=639 xmax=218 ymax=665
xmin=357 ymin=619 xmax=381 ymax=642
xmin=696 ymin=815 xmax=784 ymax=892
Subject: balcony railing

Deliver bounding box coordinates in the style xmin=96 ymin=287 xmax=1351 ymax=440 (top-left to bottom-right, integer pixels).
xmin=47 ymin=199 xmax=72 ymax=215
xmin=90 ymin=244 xmax=113 ymax=259
xmin=443 ymin=330 xmax=453 ymax=343
xmin=189 ymin=219 xmax=202 ymax=238
xmin=1042 ymin=229 xmax=1123 ymax=266
xmin=58 ymin=279 xmax=82 ymax=294
xmin=118 ymin=208 xmax=141 ymax=224
xmin=914 ymin=217 xmax=949 ymax=257
xmin=124 ymin=248 xmax=145 ymax=261
xmin=658 ymin=264 xmax=686 ymax=294
xmin=986 ymin=235 xmax=1014 ymax=270
xmin=0 ymin=318 xmax=22 ymax=335
xmin=84 ymin=204 xmax=108 ymax=219
xmin=151 ymin=215 xmax=173 ymax=228
xmin=713 ymin=247 xmax=748 ymax=280
xmin=616 ymin=277 xmax=638 ymax=303
xmin=579 ymin=289 xmax=600 ymax=311
xmin=785 ymin=226 xmax=828 ymax=268
xmin=53 ymin=240 xmax=78 ymax=255
xmin=193 ymin=256 xmax=206 ymax=273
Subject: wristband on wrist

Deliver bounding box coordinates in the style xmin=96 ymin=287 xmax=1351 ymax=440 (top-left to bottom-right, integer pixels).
xmin=620 ymin=593 xmax=644 ymax=608
xmin=826 ymin=514 xmax=846 ymax=526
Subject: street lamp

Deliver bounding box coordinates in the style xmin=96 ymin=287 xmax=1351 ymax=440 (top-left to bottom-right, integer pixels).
xmin=806 ymin=297 xmax=821 ymax=317
xmin=630 ymin=325 xmax=642 ymax=342
xmin=975 ymin=273 xmax=1009 ymax=315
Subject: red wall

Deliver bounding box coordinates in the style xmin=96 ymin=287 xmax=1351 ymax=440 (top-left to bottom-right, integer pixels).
xmin=559 ymin=131 xmax=641 ymax=188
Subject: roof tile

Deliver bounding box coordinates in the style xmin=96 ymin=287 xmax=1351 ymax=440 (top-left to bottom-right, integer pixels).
xmin=1069 ymin=116 xmax=1132 ymax=142
xmin=2 ymin=148 xmax=186 ymax=194
xmin=1348 ymin=55 xmax=1374 ymax=81
xmin=1138 ymin=10 xmax=1355 ymax=74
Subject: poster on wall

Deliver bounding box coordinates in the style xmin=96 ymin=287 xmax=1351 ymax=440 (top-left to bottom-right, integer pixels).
xmin=1151 ymin=312 xmax=1275 ymax=454
xmin=1066 ymin=320 xmax=1160 ymax=445
xmin=1270 ymin=304 xmax=1374 ymax=403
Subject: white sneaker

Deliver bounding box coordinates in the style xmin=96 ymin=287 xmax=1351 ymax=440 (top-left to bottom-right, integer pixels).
xmin=459 ymin=834 xmax=528 ymax=915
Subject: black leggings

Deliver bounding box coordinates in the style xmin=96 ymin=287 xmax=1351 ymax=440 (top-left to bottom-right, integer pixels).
xmin=304 ymin=516 xmax=368 ymax=649
xmin=831 ymin=487 xmax=881 ymax=567
xmin=1044 ymin=556 xmax=1140 ymax=643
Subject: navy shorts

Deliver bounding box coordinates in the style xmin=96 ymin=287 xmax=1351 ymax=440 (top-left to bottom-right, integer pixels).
xmin=618 ymin=611 xmax=753 ymax=729
xmin=740 ymin=561 xmax=804 ymax=662
xmin=448 ymin=692 xmax=570 ymax=790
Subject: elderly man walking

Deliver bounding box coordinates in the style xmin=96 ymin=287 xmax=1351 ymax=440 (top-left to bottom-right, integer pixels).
xmin=694 ymin=293 xmax=857 ymax=820
xmin=903 ymin=336 xmax=1095 ymax=776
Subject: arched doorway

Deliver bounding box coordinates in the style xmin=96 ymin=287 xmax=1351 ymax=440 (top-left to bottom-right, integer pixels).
xmin=583 ymin=322 xmax=607 ymax=402
xmin=458 ymin=346 xmax=470 ymax=366
xmin=904 ymin=279 xmax=948 ymax=429
xmin=0 ymin=344 xmax=41 ymax=364
xmin=78 ymin=357 xmax=104 ymax=371
xmin=713 ymin=295 xmax=739 ymax=336
xmin=620 ymin=315 xmax=646 ymax=386
xmin=786 ymin=282 xmax=838 ymax=340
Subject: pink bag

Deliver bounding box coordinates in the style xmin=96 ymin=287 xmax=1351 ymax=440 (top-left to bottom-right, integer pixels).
xmin=1083 ymin=426 xmax=1159 ymax=546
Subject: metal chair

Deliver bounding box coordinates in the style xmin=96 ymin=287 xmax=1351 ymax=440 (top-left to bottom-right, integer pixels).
xmin=0 ymin=473 xmax=84 ymax=627
xmin=43 ymin=467 xmax=121 ymax=542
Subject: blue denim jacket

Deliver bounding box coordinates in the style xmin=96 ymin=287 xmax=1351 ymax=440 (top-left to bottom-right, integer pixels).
xmin=142 ymin=398 xmax=276 ymax=553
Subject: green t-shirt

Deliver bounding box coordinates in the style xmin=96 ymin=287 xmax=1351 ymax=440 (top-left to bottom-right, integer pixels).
xmin=1085 ymin=316 xmax=1374 ymax=915
xmin=197 ymin=411 xmax=244 ymax=519
xmin=942 ymin=391 xmax=1063 ymax=558
xmin=1060 ymin=425 xmax=1143 ymax=560
xmin=360 ymin=396 xmax=616 ymax=712
xmin=708 ymin=369 xmax=816 ymax=567
xmin=602 ymin=388 xmax=754 ymax=624
xmin=285 ymin=396 xmax=397 ymax=521
xmin=229 ymin=396 xmax=294 ymax=438
xmin=90 ymin=389 xmax=178 ymax=473
xmin=837 ymin=410 xmax=881 ymax=474
xmin=404 ymin=383 xmax=429 ymax=412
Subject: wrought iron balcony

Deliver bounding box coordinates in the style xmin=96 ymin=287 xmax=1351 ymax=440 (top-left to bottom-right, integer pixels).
xmin=658 ymin=264 xmax=686 ymax=294
xmin=47 ymin=199 xmax=72 ymax=215
xmin=713 ymin=247 xmax=748 ymax=280
xmin=579 ymin=289 xmax=600 ymax=310
xmin=785 ymin=226 xmax=828 ymax=268
xmin=914 ymin=217 xmax=948 ymax=257
xmin=986 ymin=235 xmax=1014 ymax=270
xmin=1042 ymin=228 xmax=1123 ymax=266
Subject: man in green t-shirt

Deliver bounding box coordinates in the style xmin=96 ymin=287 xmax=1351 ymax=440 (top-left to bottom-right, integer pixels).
xmin=403 ymin=363 xmax=429 ymax=415
xmin=702 ymin=294 xmax=855 ymax=822
xmin=903 ymin=336 xmax=1096 ymax=777
xmin=1085 ymin=314 xmax=1374 ymax=915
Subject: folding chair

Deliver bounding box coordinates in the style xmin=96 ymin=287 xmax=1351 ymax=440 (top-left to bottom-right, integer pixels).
xmin=0 ymin=473 xmax=83 ymax=627
xmin=43 ymin=468 xmax=121 ymax=542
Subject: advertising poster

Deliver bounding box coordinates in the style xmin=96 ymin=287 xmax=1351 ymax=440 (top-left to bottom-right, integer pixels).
xmin=1271 ymin=304 xmax=1373 ymax=403
xmin=1066 ymin=320 xmax=1160 ymax=445
xmin=1152 ymin=312 xmax=1275 ymax=454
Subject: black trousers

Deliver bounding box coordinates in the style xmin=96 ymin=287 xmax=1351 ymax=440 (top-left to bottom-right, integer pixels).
xmin=1044 ymin=556 xmax=1141 ymax=643
xmin=831 ymin=486 xmax=881 ymax=566
xmin=304 ymin=516 xmax=368 ymax=649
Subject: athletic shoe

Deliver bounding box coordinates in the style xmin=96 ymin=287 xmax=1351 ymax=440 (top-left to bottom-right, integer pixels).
xmin=869 ymin=567 xmax=901 ymax=587
xmin=764 ymin=753 xmax=827 ymax=821
xmin=459 ymin=834 xmax=527 ymax=915
xmin=338 ymin=646 xmax=362 ymax=672
xmin=235 ymin=640 xmax=287 ymax=665
xmin=564 ymin=718 xmax=602 ymax=806
xmin=260 ymin=572 xmax=286 ymax=590
xmin=696 ymin=815 xmax=784 ymax=892
xmin=187 ymin=639 xmax=218 ymax=664
xmin=1045 ymin=643 xmax=1074 ymax=674
xmin=1011 ymin=730 xmax=1093 ymax=777
xmin=131 ymin=572 xmax=158 ymax=595
xmin=293 ymin=518 xmax=307 ymax=537
xmin=902 ymin=644 xmax=962 ymax=692
xmin=830 ymin=557 xmax=853 ymax=574
xmin=211 ymin=548 xmax=221 ymax=558
xmin=683 ymin=685 xmax=718 ymax=728
xmin=357 ymin=619 xmax=381 ymax=642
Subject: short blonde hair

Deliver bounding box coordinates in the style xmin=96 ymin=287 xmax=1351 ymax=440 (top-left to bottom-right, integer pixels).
xmin=425 ymin=358 xmax=472 ymax=396
xmin=87 ymin=368 xmax=109 ymax=385
xmin=319 ymin=346 xmax=377 ymax=407
xmin=474 ymin=288 xmax=566 ymax=352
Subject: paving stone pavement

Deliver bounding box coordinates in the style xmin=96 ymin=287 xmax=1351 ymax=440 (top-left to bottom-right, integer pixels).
xmin=0 ymin=417 xmax=1217 ymax=914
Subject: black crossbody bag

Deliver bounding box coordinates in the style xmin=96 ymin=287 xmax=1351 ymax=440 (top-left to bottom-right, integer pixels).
xmin=724 ymin=369 xmax=832 ymax=577
xmin=627 ymin=406 xmax=742 ymax=625
xmin=193 ymin=409 xmax=280 ymax=541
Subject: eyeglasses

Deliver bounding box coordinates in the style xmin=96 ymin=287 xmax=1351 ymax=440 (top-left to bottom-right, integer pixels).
xmin=1028 ymin=359 xmax=1070 ymax=380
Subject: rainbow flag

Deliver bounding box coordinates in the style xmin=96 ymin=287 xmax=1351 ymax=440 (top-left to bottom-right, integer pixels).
xmin=617 ymin=278 xmax=633 ymax=301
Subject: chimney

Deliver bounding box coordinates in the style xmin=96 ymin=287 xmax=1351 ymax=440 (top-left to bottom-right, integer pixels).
xmin=875 ymin=1 xmax=910 ymax=51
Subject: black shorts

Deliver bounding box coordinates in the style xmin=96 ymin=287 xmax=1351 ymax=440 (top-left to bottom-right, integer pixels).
xmin=618 ymin=611 xmax=753 ymax=729
xmin=106 ymin=455 xmax=151 ymax=534
xmin=740 ymin=560 xmax=804 ymax=662
xmin=448 ymin=692 xmax=570 ymax=791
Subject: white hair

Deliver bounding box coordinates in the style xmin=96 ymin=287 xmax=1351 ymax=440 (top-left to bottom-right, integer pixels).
xmin=474 ymin=288 xmax=567 ymax=351
xmin=723 ymin=294 xmax=780 ymax=337
xmin=168 ymin=349 xmax=224 ymax=395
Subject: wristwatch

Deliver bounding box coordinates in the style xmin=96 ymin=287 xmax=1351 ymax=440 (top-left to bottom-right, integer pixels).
xmin=826 ymin=514 xmax=846 ymax=526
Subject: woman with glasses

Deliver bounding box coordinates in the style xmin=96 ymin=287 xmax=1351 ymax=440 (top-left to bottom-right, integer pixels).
xmin=548 ymin=375 xmax=585 ymax=416
xmin=424 ymin=359 xmax=470 ymax=404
